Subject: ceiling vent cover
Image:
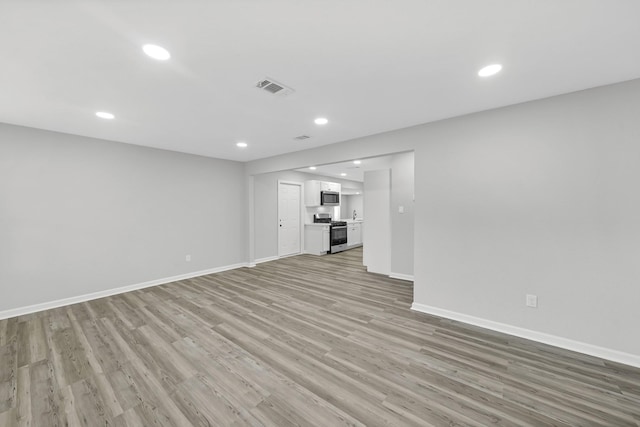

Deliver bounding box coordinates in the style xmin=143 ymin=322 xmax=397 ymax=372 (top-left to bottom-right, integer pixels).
xmin=294 ymin=135 xmax=310 ymax=140
xmin=256 ymin=78 xmax=295 ymax=96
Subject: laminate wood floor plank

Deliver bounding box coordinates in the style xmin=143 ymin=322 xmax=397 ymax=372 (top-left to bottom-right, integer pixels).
xmin=29 ymin=359 xmax=68 ymax=426
xmin=0 ymin=407 xmax=17 ymax=427
xmin=171 ymin=374 xmax=262 ymax=427
xmin=213 ymin=319 xmax=417 ymax=426
xmin=0 ymin=332 xmax=17 ymax=414
xmin=2 ymin=247 xmax=640 ymax=426
xmin=15 ymin=365 xmax=30 ymax=426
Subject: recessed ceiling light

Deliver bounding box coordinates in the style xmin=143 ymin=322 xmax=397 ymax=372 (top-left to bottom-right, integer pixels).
xmin=340 ymin=173 xmax=347 ymax=177
xmin=143 ymin=44 xmax=171 ymax=60
xmin=95 ymin=111 xmax=115 ymax=119
xmin=478 ymin=64 xmax=502 ymax=77
xmin=236 ymin=142 xmax=248 ymax=148
xmin=353 ymin=160 xmax=361 ymax=165
xmin=356 ymin=192 xmax=360 ymax=195
xmin=309 ymin=166 xmax=317 ymax=170
xmin=314 ymin=117 xmax=328 ymax=125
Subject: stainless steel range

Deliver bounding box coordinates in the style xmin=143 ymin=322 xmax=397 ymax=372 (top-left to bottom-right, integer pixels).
xmin=329 ymin=220 xmax=347 ymax=253
xmin=313 ymin=214 xmax=348 ymax=254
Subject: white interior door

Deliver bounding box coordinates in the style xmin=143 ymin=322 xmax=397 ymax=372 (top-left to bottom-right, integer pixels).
xmin=278 ymin=182 xmax=301 ymax=257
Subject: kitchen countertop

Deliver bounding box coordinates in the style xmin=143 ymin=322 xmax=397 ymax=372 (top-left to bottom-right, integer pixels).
xmin=305 ymin=220 xmax=363 ymax=226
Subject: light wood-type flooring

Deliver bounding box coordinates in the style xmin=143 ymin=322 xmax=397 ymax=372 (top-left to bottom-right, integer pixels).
xmin=1 ymin=247 xmax=639 ymax=426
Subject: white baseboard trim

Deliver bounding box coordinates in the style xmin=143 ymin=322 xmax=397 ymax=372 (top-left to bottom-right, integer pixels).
xmin=252 ymin=252 xmax=306 ymax=266
xmin=411 ymin=302 xmax=640 ymax=369
xmin=0 ymin=262 xmax=248 ymax=320
xmin=255 ymin=255 xmax=279 ymax=264
xmin=303 ymin=250 xmax=326 ymax=256
xmin=389 ymin=272 xmax=414 ymax=282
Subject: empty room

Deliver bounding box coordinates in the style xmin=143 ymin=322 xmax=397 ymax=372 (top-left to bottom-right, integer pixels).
xmin=1 ymin=1 xmax=640 ymax=426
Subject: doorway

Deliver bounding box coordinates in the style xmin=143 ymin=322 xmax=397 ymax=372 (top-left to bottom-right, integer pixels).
xmin=278 ymin=181 xmax=302 ymax=257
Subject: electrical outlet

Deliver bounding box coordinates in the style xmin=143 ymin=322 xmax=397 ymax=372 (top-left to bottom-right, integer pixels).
xmin=526 ymin=294 xmax=538 ymax=308
xmin=186 ymin=254 xmax=191 ymax=262
xmin=398 ymin=205 xmax=404 ymax=214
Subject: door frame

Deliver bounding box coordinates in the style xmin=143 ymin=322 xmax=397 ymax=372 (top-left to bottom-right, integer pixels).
xmin=277 ymin=180 xmax=304 ymax=258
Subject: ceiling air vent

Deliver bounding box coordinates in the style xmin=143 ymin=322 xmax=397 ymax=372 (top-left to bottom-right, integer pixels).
xmin=256 ymin=77 xmax=295 ymax=96
xmin=294 ymin=135 xmax=311 ymax=141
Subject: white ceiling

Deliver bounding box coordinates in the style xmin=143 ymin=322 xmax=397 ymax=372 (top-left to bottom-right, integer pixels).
xmin=2 ymin=1 xmax=640 ymax=162
xmin=295 ymin=155 xmax=395 ymax=183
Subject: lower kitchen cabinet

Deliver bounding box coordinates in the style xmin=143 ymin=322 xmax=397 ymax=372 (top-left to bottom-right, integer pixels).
xmin=347 ymin=222 xmax=362 ymax=247
xmin=323 ymin=228 xmax=330 ymax=252
xmin=305 ymin=222 xmax=362 ymax=255
xmin=304 ymin=224 xmax=330 ymax=255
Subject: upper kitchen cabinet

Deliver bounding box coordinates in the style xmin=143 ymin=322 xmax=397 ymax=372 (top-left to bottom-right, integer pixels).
xmin=304 ymin=180 xmax=321 ymax=206
xmin=304 ymin=180 xmax=341 ymax=207
xmin=320 ymin=181 xmax=340 ymax=192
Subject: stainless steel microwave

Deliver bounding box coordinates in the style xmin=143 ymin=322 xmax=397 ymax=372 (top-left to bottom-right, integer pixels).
xmin=320 ymin=191 xmax=340 ymax=206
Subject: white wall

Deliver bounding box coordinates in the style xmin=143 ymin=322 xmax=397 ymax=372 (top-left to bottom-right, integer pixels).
xmin=413 ymin=81 xmax=640 ymax=359
xmin=363 ymin=170 xmax=391 ymax=275
xmin=390 ymin=152 xmax=414 ymax=278
xmin=246 ymin=78 xmax=640 ymax=362
xmin=0 ymin=123 xmax=246 ymax=314
xmin=341 ymin=195 xmax=363 ymax=220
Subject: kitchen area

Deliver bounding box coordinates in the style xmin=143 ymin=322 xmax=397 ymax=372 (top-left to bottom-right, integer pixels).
xmin=252 ymin=151 xmax=413 ymax=279
xmin=303 ymin=179 xmax=364 ymax=256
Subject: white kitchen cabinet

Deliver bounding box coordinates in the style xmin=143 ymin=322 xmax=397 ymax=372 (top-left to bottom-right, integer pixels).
xmin=347 ymin=222 xmax=362 ymax=247
xmin=320 ymin=181 xmax=340 ymax=192
xmin=304 ymin=180 xmax=342 ymax=206
xmin=304 ymin=224 xmax=330 ymax=255
xmin=323 ymin=227 xmax=330 ymax=252
xmin=304 ymin=180 xmax=321 ymax=206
